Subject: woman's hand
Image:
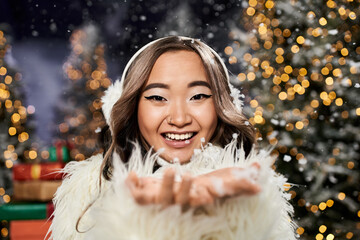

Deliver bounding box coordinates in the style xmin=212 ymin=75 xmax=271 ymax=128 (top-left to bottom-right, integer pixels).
xmin=190 ymin=163 xmax=261 ymax=206
xmin=125 ymin=163 xmax=261 ymax=207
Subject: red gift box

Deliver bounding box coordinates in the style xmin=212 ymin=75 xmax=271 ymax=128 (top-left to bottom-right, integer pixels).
xmin=10 ymin=220 xmax=52 ymax=240
xmin=13 ymin=162 xmax=64 ymax=181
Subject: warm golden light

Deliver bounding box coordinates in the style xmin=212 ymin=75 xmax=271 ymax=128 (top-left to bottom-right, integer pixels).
xmin=326 ymin=234 xmax=334 ymax=240
xmin=258 ymin=25 xmax=268 ymax=34
xmin=11 ymin=113 xmax=21 ymax=123
xmin=275 ymin=48 xmax=284 ymax=55
xmin=295 ymin=121 xmax=304 ymax=129
xmin=29 ymin=150 xmax=38 ymax=160
xmin=326 ymin=199 xmax=334 ymax=207
xmin=284 ymin=65 xmax=293 ymax=74
xmin=247 ymin=72 xmax=256 ymax=81
xmin=338 ymin=7 xmax=346 ymax=15
xmin=321 ymin=67 xmax=330 ymax=75
xmin=347 ymin=161 xmax=354 ymax=169
xmin=297 ymin=227 xmax=305 ymax=235
xmin=315 ymin=233 xmax=323 ymax=240
xmin=247 ymin=7 xmax=256 ymax=16
xmin=320 ymin=92 xmax=328 ymax=100
xmin=5 ymin=160 xmax=13 ymax=168
xmin=299 ymin=68 xmax=307 ymax=76
xmin=356 ymin=108 xmax=360 ymax=116
xmin=224 ymin=46 xmax=233 ymax=55
xmin=8 ymin=127 xmax=16 ymax=136
xmin=3 ymin=195 xmax=10 ymax=203
xmin=296 ymin=36 xmax=305 ymax=44
xmin=335 ymin=98 xmax=343 ymax=106
xmin=326 ymin=0 xmax=336 ymax=8
xmin=319 ymin=225 xmax=327 ymax=233
xmin=346 ymin=232 xmax=354 ymax=239
xmin=250 ymin=99 xmax=258 ymax=108
xmin=249 ymin=0 xmax=257 ymax=7
xmin=41 ymin=151 xmax=50 ymax=159
xmin=349 ymin=11 xmax=356 ymax=20
xmin=328 ymin=91 xmax=336 ymax=100
xmin=265 ymin=0 xmax=274 ymax=9
xmin=283 ymin=29 xmax=291 ymax=37
xmin=237 ymin=73 xmax=246 ymax=81
xmin=291 ymin=45 xmax=300 ymax=53
xmin=4 ymin=76 xmax=12 ymax=84
xmin=18 ymin=132 xmax=29 ymax=142
xmin=254 ymin=115 xmax=263 ymax=124
xmin=338 ymin=192 xmax=346 ymax=200
xmin=319 ymin=202 xmax=327 ymax=211
xmin=319 ymin=17 xmax=327 ymax=26
xmin=275 ymin=55 xmax=284 ymax=63
xmin=0 ymin=67 xmax=7 ymax=75
xmin=311 ymin=205 xmax=319 ymax=213
xmin=278 ymin=92 xmax=287 ymax=100
xmin=229 ymin=56 xmax=237 ymax=64
xmin=325 ymin=77 xmax=333 ymax=85
xmin=341 ymin=48 xmax=349 ymax=56
xmin=301 ymin=80 xmax=310 ymax=88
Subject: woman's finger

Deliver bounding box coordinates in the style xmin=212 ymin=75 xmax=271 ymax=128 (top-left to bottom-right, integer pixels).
xmin=190 ymin=185 xmax=214 ymax=207
xmin=132 ymin=188 xmax=157 ymax=205
xmin=157 ymin=168 xmax=175 ymax=206
xmin=234 ymin=178 xmax=261 ymax=195
xmin=125 ymin=171 xmax=139 ymax=190
xmin=175 ymin=174 xmax=192 ymax=205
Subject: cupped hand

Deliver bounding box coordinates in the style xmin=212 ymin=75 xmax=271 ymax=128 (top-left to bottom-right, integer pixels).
xmin=190 ymin=163 xmax=261 ymax=206
xmin=125 ymin=163 xmax=261 ymax=208
xmin=125 ymin=169 xmax=192 ymax=206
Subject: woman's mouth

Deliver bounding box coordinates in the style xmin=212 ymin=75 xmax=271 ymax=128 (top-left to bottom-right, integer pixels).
xmin=162 ymin=132 xmax=197 ymax=141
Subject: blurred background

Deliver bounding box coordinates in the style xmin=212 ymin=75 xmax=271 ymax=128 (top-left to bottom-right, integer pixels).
xmin=0 ymin=0 xmax=359 ymax=239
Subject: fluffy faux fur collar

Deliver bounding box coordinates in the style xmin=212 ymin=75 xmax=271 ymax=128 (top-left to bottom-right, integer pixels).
xmin=48 ymin=140 xmax=297 ymax=240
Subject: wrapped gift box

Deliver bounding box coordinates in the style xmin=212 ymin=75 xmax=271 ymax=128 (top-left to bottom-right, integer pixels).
xmin=13 ymin=162 xmax=64 ymax=181
xmin=49 ymin=144 xmax=71 ymax=162
xmin=10 ymin=219 xmax=52 ymax=240
xmin=13 ymin=180 xmax=62 ymax=202
xmin=0 ymin=202 xmax=54 ymax=220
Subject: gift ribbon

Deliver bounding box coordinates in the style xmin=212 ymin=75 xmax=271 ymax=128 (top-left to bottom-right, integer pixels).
xmin=30 ymin=164 xmax=41 ymax=180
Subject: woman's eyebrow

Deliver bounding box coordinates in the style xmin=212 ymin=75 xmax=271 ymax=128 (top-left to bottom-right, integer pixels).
xmin=187 ymin=80 xmax=211 ymax=89
xmin=143 ymin=83 xmax=169 ymax=92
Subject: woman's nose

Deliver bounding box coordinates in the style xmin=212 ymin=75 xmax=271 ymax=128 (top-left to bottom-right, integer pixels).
xmin=167 ymin=101 xmax=192 ymax=127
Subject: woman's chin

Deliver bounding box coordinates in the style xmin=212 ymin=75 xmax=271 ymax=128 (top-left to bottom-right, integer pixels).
xmin=160 ymin=151 xmax=193 ymax=164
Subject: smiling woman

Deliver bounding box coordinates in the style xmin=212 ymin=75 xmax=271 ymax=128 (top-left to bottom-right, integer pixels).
xmin=138 ymin=51 xmax=218 ymax=163
xmin=48 ymin=36 xmax=297 ymax=240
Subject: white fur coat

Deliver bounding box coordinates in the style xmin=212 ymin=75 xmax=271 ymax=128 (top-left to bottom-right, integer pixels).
xmin=48 ymin=140 xmax=297 ymax=240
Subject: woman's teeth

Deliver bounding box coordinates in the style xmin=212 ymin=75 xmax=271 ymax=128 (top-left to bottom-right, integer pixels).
xmin=165 ymin=132 xmax=194 ymax=141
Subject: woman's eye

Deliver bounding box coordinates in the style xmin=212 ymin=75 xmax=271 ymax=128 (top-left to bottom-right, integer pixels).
xmin=190 ymin=94 xmax=212 ymax=101
xmin=144 ymin=95 xmax=166 ymax=101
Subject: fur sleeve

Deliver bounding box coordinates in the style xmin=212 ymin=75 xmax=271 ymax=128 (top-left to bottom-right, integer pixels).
xmin=82 ymin=149 xmax=297 ymax=240
xmin=208 ymin=149 xmax=298 ymax=240
xmin=47 ymin=154 xmax=106 ymax=240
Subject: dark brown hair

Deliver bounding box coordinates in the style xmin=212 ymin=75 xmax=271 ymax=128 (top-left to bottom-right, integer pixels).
xmin=101 ymin=36 xmax=256 ymax=180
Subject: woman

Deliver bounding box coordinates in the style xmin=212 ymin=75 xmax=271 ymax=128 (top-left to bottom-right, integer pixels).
xmin=48 ymin=36 xmax=297 ymax=240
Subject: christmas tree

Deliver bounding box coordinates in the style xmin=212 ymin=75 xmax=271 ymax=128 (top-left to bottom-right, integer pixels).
xmin=0 ymin=29 xmax=37 ymax=205
xmin=55 ymin=23 xmax=111 ymax=161
xmin=227 ymin=0 xmax=359 ymax=239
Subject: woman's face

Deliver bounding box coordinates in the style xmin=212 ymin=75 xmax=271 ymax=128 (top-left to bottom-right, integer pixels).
xmin=137 ymin=50 xmax=218 ymax=163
